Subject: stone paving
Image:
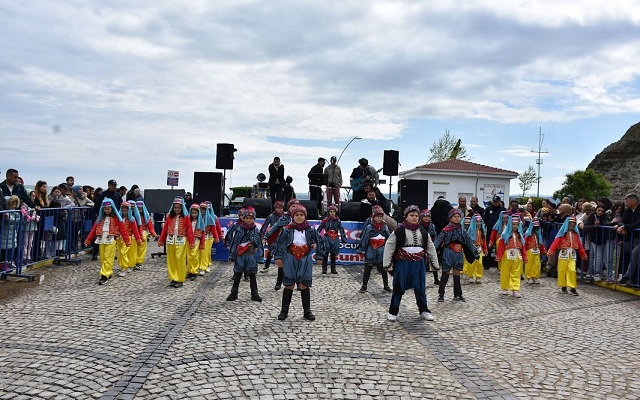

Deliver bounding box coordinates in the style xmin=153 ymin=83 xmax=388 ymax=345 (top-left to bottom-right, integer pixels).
xmin=0 ymin=253 xmax=639 ymax=399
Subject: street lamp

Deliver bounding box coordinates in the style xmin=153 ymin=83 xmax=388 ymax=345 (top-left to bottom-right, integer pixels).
xmin=337 ymin=136 xmax=362 ymax=165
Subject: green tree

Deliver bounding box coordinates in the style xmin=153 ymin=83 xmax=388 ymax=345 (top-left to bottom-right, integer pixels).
xmin=428 ymin=129 xmax=470 ymax=163
xmin=552 ymin=169 xmax=612 ymax=201
xmin=518 ymin=165 xmax=538 ymax=196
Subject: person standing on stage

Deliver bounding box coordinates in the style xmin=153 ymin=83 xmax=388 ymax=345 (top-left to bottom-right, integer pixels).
xmin=324 ymin=156 xmax=343 ymax=207
xmin=308 ymin=157 xmax=326 ymax=214
xmin=268 ymin=157 xmax=285 ymax=207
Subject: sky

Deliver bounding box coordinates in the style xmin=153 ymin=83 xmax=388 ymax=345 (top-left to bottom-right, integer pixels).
xmin=2 ymin=1 xmax=639 ymax=201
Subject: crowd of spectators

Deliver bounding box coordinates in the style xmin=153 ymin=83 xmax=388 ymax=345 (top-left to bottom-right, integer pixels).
xmin=0 ymin=168 xmax=146 ymax=268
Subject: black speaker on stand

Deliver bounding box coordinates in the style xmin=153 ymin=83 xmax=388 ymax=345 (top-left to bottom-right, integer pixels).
xmin=216 ymin=143 xmax=237 ymax=217
xmin=383 ymin=149 xmax=400 ymax=211
xmin=398 ymin=179 xmax=429 ymax=215
xmin=339 ymin=201 xmax=362 ymax=222
xmin=193 ymin=172 xmax=223 ymax=216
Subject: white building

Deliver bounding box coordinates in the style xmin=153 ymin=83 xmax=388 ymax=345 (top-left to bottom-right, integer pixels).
xmin=399 ymin=159 xmax=518 ymax=207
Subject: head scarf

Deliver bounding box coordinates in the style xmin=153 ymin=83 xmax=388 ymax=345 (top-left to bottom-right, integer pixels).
xmin=97 ymin=198 xmax=123 ymax=223
xmin=190 ymin=204 xmax=206 ymax=231
xmin=555 ymin=215 xmax=579 ymax=238
xmin=168 ymin=196 xmax=188 ymax=216
xmin=492 ymin=211 xmax=509 ymax=234
xmin=136 ymin=200 xmax=150 ymax=223
xmin=131 ymin=201 xmax=142 ymax=226
xmin=467 ymin=214 xmax=486 ymax=241
xmin=120 ymin=201 xmax=136 ymax=223
xmin=500 ymin=214 xmax=525 ymax=244
xmin=525 ymin=216 xmax=543 ymax=242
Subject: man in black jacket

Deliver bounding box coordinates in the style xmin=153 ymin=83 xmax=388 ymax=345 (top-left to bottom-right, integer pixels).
xmin=268 ymin=157 xmax=285 ymax=207
xmin=308 ymin=157 xmax=326 ymax=214
xmin=483 ymin=195 xmax=506 ymax=269
xmin=430 ymin=196 xmax=453 ymax=234
xmin=1 ymin=168 xmax=36 ymax=208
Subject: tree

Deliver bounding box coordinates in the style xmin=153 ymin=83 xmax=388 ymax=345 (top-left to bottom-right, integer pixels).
xmin=518 ymin=165 xmax=538 ymax=196
xmin=552 ymin=169 xmax=612 ymax=201
xmin=428 ymin=129 xmax=470 ymax=163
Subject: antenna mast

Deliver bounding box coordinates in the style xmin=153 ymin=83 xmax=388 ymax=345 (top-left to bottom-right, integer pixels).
xmin=531 ymin=127 xmax=548 ymax=198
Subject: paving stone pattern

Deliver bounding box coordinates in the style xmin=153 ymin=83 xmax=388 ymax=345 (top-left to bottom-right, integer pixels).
xmin=0 ymin=254 xmax=638 ymax=399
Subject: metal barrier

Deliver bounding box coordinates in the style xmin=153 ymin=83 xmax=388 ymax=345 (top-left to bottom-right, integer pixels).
xmin=0 ymin=209 xmax=33 ymax=281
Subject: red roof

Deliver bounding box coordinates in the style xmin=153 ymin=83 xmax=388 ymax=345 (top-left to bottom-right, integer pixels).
xmin=414 ymin=159 xmax=518 ymax=176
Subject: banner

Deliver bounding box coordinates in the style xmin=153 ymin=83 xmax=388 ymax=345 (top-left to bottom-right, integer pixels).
xmin=212 ymin=217 xmax=366 ymax=265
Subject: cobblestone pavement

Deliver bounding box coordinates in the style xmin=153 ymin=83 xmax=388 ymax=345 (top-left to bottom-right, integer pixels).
xmin=0 ymin=254 xmax=639 ymax=399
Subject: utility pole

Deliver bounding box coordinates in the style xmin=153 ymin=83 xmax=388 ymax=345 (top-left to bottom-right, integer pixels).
xmin=531 ymin=127 xmax=548 ymax=198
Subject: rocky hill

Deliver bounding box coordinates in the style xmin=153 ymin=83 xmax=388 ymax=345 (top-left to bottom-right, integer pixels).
xmin=587 ymin=122 xmax=640 ymax=199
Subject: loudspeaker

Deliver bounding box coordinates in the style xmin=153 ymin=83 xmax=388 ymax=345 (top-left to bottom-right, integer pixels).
xmin=144 ymin=189 xmax=186 ymax=214
xmin=242 ymin=198 xmax=272 ymax=218
xmin=339 ymin=201 xmax=362 ymax=222
xmin=398 ymin=179 xmax=429 ymax=212
xmin=193 ymin=172 xmax=223 ymax=216
xmin=383 ymin=150 xmax=399 ymax=176
xmin=299 ymin=200 xmax=320 ymax=220
xmin=216 ymin=143 xmax=236 ymax=170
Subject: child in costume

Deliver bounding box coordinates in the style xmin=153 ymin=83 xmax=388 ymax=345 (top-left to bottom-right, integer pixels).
xmin=433 ymin=209 xmax=479 ymax=303
xmin=187 ymin=204 xmax=206 ymax=281
xmin=202 ymin=201 xmax=221 ymax=273
xmin=489 ymin=211 xmax=510 ymax=271
xmin=116 ymin=201 xmax=142 ymax=277
xmin=134 ymin=200 xmax=157 ymax=269
xmin=358 ymin=205 xmax=391 ymax=293
xmin=317 ymin=204 xmax=347 ymax=274
xmin=158 ymin=197 xmax=195 ymax=288
xmin=465 ymin=214 xmax=488 ymax=284
xmin=419 ymin=209 xmax=439 ymax=285
xmin=260 ymin=200 xmax=285 ymax=273
xmin=547 ymin=215 xmax=587 ymax=295
xmin=274 ymin=204 xmax=324 ymax=321
xmin=265 ymin=198 xmax=300 ymax=290
xmin=84 ymin=198 xmax=131 ymax=285
xmin=226 ymin=207 xmax=264 ymax=301
xmin=524 ymin=217 xmax=546 ymax=284
xmin=383 ymin=205 xmax=440 ymax=321
xmin=496 ymin=215 xmax=527 ymax=298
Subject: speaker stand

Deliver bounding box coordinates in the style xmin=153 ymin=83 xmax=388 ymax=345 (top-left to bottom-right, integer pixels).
xmin=151 ymin=217 xmax=166 ymax=259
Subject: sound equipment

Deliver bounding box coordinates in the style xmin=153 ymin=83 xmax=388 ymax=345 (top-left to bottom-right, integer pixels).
xmin=216 ymin=143 xmax=236 ymax=170
xmin=299 ymin=200 xmax=320 ymax=220
xmin=339 ymin=201 xmax=362 ymax=222
xmin=242 ymin=198 xmax=272 ymax=218
xmin=193 ymin=172 xmax=223 ymax=216
xmin=144 ymin=189 xmax=186 ymax=214
xmin=383 ymin=150 xmax=399 ymax=176
xmin=398 ymin=179 xmax=429 ymax=212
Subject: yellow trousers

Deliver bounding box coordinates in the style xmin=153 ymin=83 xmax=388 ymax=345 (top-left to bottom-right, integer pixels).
xmin=557 ymin=256 xmax=577 ymax=289
xmin=500 ymin=252 xmax=523 ymax=291
xmin=199 ymin=237 xmax=213 ymax=271
xmin=99 ymin=242 xmax=117 ymax=278
xmin=167 ymin=243 xmax=188 ymax=283
xmin=525 ymin=249 xmax=541 ymax=279
xmin=136 ymin=231 xmax=149 ymax=264
xmin=117 ymin=238 xmax=135 ymax=269
xmin=465 ymin=253 xmax=484 ymax=279
xmin=187 ymin=239 xmax=201 ymax=275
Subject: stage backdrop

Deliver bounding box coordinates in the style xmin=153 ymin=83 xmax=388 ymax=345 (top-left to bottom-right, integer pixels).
xmin=212 ymin=217 xmax=365 ymax=265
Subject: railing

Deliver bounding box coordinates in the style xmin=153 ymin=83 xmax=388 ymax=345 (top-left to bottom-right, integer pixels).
xmin=0 ymin=206 xmax=95 ymax=282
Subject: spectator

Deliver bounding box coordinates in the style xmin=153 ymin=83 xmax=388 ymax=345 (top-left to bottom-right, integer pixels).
xmin=1 ymin=168 xmax=36 ymax=208
xmin=72 ymin=186 xmax=94 ymax=207
xmin=102 ymin=180 xmax=123 ymax=211
xmin=283 ymin=176 xmax=296 ymax=206
xmin=184 ymin=192 xmax=194 ymax=209
xmin=616 ymin=194 xmax=640 ymax=286
xmin=66 ymin=176 xmax=75 ymax=188
xmin=1 ymin=196 xmax=21 ymax=269
xmin=469 ymin=196 xmax=484 ymax=216
xmin=55 ymin=184 xmax=74 ymax=208
xmin=456 ymin=196 xmax=473 ymax=217
xmin=118 ymin=186 xmax=128 ymax=198
xmin=126 ymin=185 xmax=140 ymax=202
xmin=483 ymin=195 xmax=507 ymax=270
xmin=584 ymin=204 xmax=613 ymax=281
xmin=268 ymin=157 xmax=285 ymax=207
xmin=21 ymin=201 xmax=39 ymax=263
xmin=553 ymin=204 xmax=573 ymax=224
xmin=431 ymin=196 xmax=453 ymax=234
xmin=82 ymin=186 xmax=94 ymax=201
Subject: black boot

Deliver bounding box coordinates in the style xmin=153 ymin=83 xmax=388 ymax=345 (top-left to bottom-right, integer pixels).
xmin=453 ymin=275 xmax=465 ymax=301
xmin=274 ymin=267 xmax=284 ymax=290
xmin=438 ymin=272 xmax=449 ymax=301
xmin=301 ymin=288 xmax=315 ymax=321
xmin=433 ymin=270 xmax=440 ymax=285
xmin=330 ymin=253 xmax=338 ymax=274
xmin=226 ymin=272 xmax=242 ymax=301
xmin=249 ymin=273 xmax=262 ymax=302
xmin=382 ymin=267 xmax=391 ymax=292
xmin=321 ymin=257 xmax=328 ymax=274
xmin=261 ymin=252 xmax=271 ymax=272
xmin=360 ymin=264 xmax=373 ymax=292
xmin=278 ymin=288 xmax=293 ymax=320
